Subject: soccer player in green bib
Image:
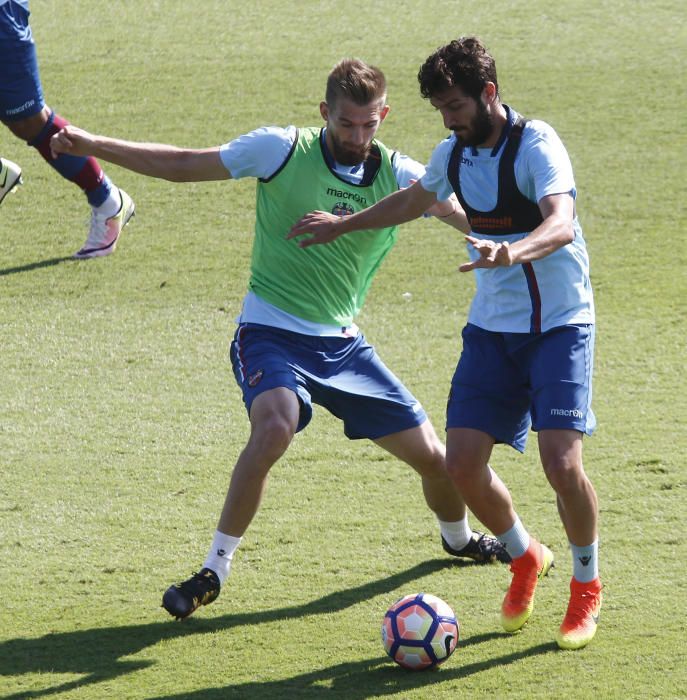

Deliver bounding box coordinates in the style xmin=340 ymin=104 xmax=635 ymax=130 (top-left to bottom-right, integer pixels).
xmin=51 ymin=58 xmax=509 ymax=620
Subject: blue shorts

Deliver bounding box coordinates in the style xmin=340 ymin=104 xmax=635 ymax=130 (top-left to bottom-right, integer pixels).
xmin=446 ymin=323 xmax=596 ymax=452
xmin=230 ymin=323 xmax=427 ymax=440
xmin=0 ymin=2 xmax=44 ymax=122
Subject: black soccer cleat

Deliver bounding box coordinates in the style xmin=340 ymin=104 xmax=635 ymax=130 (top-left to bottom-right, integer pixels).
xmin=442 ymin=531 xmax=512 ymax=564
xmin=162 ymin=568 xmax=221 ymax=620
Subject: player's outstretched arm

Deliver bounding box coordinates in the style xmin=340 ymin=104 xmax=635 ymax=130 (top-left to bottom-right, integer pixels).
xmin=288 ymin=180 xmax=436 ymax=248
xmin=427 ymin=194 xmax=470 ymax=233
xmin=50 ymin=125 xmax=230 ymax=182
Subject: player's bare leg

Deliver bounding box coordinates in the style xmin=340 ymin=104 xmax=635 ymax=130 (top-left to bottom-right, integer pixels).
xmin=445 ymin=427 xmax=515 ymax=535
xmin=375 ymin=420 xmax=461 ymax=521
xmin=162 ymin=388 xmax=299 ymax=619
xmin=539 ymin=430 xmax=597 ymax=546
xmin=446 ymin=427 xmax=553 ymax=632
xmin=539 ymin=429 xmax=602 ymax=649
xmin=376 ymin=422 xmax=509 ymax=563
xmin=218 ymin=387 xmax=300 ymax=536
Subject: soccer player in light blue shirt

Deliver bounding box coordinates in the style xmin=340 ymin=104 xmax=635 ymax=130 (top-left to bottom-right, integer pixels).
xmin=421 ymin=109 xmax=594 ymax=333
xmin=290 ymin=37 xmax=603 ymax=651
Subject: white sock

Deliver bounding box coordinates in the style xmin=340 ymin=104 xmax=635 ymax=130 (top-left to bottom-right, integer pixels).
xmin=438 ymin=515 xmax=472 ymax=551
xmin=496 ymin=515 xmax=530 ymax=560
xmin=202 ymin=530 xmax=242 ymax=585
xmin=571 ymin=540 xmax=599 ymax=583
xmin=93 ymin=187 xmax=121 ymax=218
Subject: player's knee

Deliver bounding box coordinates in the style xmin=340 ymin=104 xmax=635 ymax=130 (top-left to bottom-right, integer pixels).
xmin=399 ymin=426 xmax=446 ymax=478
xmin=250 ymin=413 xmax=296 ymax=461
xmin=7 ymin=107 xmax=50 ymax=142
xmin=444 ymin=452 xmax=473 ymax=490
xmin=542 ymin=455 xmax=585 ymax=496
xmin=415 ymin=447 xmax=448 ymax=480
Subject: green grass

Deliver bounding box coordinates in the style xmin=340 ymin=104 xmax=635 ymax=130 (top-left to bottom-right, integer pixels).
xmin=1 ymin=0 xmax=685 ymax=698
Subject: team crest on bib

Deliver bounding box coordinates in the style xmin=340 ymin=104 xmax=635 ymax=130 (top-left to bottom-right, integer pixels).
xmin=332 ymin=202 xmax=354 ymax=217
xmin=247 ymin=369 xmax=264 ymax=387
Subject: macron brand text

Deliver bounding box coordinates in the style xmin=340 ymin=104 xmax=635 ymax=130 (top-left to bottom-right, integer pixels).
xmin=326 ymin=187 xmax=367 ymax=206
xmin=550 ymin=408 xmax=583 ymax=417
xmin=6 ymin=99 xmax=36 ymax=115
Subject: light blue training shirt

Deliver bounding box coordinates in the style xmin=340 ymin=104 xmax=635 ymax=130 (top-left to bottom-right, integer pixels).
xmin=421 ymin=110 xmax=594 ymax=333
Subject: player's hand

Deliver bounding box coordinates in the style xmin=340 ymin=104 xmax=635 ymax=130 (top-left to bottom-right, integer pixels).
xmin=50 ymin=125 xmax=96 ymax=159
xmin=459 ymin=235 xmax=514 ymax=271
xmin=287 ymin=211 xmax=343 ymax=248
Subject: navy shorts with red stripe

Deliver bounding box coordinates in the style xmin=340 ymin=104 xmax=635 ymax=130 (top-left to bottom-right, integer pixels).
xmin=230 ymin=323 xmax=427 ymax=440
xmin=446 ymin=322 xmax=596 ymax=452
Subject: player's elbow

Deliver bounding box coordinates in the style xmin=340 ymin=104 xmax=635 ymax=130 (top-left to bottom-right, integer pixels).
xmin=560 ymin=221 xmax=575 ymax=245
xmin=552 ymin=216 xmax=575 ymax=246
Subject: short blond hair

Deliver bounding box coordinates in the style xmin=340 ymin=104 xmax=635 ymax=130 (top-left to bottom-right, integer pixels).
xmin=325 ymin=58 xmax=387 ymax=107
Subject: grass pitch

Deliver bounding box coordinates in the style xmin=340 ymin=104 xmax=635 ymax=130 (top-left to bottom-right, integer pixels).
xmin=1 ymin=1 xmax=685 ymax=698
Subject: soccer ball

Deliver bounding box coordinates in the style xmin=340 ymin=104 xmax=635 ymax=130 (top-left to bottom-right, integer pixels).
xmin=381 ymin=593 xmax=459 ymax=670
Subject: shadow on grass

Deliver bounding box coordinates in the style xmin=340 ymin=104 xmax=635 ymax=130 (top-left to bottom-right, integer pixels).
xmin=143 ymin=640 xmax=559 ymax=700
xmin=1 ymin=558 xmax=548 ymax=699
xmin=0 ymin=256 xmax=74 ymax=277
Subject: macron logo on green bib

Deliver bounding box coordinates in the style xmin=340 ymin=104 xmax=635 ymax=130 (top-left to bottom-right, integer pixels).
xmin=326 ymin=187 xmax=368 ymax=207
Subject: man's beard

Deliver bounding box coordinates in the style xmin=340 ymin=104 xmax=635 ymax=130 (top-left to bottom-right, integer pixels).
xmin=453 ymin=100 xmax=494 ymax=147
xmin=329 ymin=132 xmax=371 ymax=165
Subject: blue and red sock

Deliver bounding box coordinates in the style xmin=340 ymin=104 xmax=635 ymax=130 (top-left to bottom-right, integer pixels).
xmin=28 ymin=110 xmax=112 ymax=208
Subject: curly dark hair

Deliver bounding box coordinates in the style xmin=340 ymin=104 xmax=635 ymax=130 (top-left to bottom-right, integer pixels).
xmin=418 ymin=37 xmax=498 ymax=101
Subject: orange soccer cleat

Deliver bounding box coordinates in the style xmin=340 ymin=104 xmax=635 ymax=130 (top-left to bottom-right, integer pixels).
xmin=501 ymin=540 xmax=554 ymax=633
xmin=556 ymin=576 xmax=603 ymax=650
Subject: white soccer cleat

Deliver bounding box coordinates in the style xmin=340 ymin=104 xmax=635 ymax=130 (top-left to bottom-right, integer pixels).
xmin=74 ymin=188 xmax=135 ymax=259
xmin=0 ymin=158 xmax=23 ymax=205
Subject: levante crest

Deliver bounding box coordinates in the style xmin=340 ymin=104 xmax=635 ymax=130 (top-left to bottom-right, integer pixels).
xmin=332 ymin=201 xmax=354 ymax=217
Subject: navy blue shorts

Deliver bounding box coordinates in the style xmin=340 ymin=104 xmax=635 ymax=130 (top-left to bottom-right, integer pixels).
xmin=230 ymin=323 xmax=427 ymax=440
xmin=446 ymin=323 xmax=596 ymax=452
xmin=0 ymin=3 xmax=44 ymax=122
